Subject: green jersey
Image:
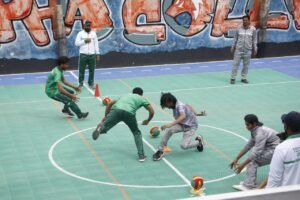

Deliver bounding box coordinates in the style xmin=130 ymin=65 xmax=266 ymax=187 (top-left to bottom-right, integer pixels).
xmin=45 ymin=66 xmax=63 ymax=97
xmin=112 ymin=94 xmax=150 ymax=114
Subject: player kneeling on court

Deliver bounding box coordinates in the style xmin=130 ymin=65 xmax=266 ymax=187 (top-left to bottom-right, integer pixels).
xmin=229 ymin=114 xmax=280 ymax=191
xmin=152 ymin=93 xmax=206 ymax=161
xmin=45 ymin=56 xmax=88 ymax=119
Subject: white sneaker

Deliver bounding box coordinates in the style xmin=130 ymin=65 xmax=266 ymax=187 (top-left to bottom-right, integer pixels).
xmin=138 ymin=155 xmax=147 ymax=162
xmin=232 ymin=184 xmax=251 ymax=191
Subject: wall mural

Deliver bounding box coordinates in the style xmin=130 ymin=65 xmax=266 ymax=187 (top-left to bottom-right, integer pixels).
xmin=0 ymin=0 xmax=299 ymax=60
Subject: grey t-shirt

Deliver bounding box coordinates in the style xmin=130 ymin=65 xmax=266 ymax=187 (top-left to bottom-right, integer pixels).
xmin=173 ymin=101 xmax=198 ymax=129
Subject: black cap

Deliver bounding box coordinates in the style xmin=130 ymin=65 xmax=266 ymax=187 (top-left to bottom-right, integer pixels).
xmin=85 ymin=20 xmax=92 ymax=26
xmin=284 ymin=111 xmax=300 ymax=132
xmin=281 ymin=114 xmax=287 ymax=122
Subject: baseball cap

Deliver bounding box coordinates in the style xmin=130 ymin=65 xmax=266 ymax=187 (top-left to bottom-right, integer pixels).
xmin=281 ymin=114 xmax=287 ymax=122
xmin=284 ymin=111 xmax=300 ymax=132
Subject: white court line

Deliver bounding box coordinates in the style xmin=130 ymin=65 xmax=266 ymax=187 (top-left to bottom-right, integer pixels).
xmin=290 ymin=59 xmax=300 ymax=62
xmin=144 ymin=80 xmax=300 ymax=95
xmin=100 ymin=72 xmax=112 ymax=75
xmin=201 ymin=125 xmax=247 ymax=142
xmin=199 ymin=65 xmax=209 ymax=68
xmin=48 ymin=123 xmax=246 ymax=188
xmin=141 ymin=69 xmax=153 ymax=72
xmin=0 ymin=96 xmax=94 ymax=106
xmin=254 ymin=62 xmax=264 ymax=64
xmin=67 ymin=71 xmax=254 ymax=187
xmin=68 ymin=71 xmax=194 ymax=188
xmin=12 ymin=77 xmax=24 ymax=80
xmin=160 ymin=68 xmax=171 ymax=71
xmin=121 ymin=71 xmax=132 ymax=73
xmin=180 ymin=67 xmax=191 ymax=69
xmin=1 ymin=55 xmax=300 ymax=77
xmin=142 ymin=137 xmax=191 ymax=188
xmin=272 ymin=60 xmax=282 ymax=63
xmin=48 ymin=127 xmax=189 ymax=189
xmin=1 ymin=80 xmax=299 ymax=106
xmin=69 ymin=71 xmax=102 ymax=101
xmin=35 ymin=76 xmax=47 ymax=79
xmin=0 ymin=100 xmax=50 ymax=105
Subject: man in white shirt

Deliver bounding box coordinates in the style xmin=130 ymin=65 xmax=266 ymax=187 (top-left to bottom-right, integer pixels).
xmin=267 ymin=111 xmax=300 ymax=188
xmin=75 ymin=20 xmax=100 ymax=89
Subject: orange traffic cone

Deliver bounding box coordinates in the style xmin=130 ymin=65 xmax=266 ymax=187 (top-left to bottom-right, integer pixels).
xmin=94 ymin=84 xmax=101 ymax=97
xmin=163 ymin=146 xmax=172 ymax=153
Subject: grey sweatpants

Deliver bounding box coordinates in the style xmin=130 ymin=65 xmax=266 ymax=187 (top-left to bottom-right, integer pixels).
xmin=231 ymin=51 xmax=251 ymax=80
xmin=158 ymin=124 xmax=199 ymax=151
xmin=243 ymin=148 xmax=275 ymax=188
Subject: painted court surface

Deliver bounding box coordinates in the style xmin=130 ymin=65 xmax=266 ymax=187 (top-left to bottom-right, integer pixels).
xmin=0 ymin=56 xmax=300 ymax=200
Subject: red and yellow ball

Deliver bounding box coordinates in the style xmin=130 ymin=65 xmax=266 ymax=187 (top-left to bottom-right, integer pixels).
xmin=191 ymin=176 xmax=204 ymax=190
xmin=102 ymin=97 xmax=111 ymax=106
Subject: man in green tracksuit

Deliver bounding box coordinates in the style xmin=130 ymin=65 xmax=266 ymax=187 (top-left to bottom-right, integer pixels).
xmin=92 ymin=87 xmax=154 ymax=162
xmin=45 ymin=56 xmax=88 ymax=119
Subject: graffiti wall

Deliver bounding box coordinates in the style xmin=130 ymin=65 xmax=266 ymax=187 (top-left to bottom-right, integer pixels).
xmin=0 ymin=0 xmax=300 ymax=71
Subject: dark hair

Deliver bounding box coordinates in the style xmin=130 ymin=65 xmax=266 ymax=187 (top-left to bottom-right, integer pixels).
xmin=160 ymin=93 xmax=177 ymax=109
xmin=57 ymin=56 xmax=70 ymax=65
xmin=85 ymin=20 xmax=92 ymax=26
xmin=132 ymin=87 xmax=143 ymax=95
xmin=244 ymin=114 xmax=263 ymax=126
xmin=284 ymin=111 xmax=300 ymax=133
xmin=243 ymin=15 xmax=250 ymax=20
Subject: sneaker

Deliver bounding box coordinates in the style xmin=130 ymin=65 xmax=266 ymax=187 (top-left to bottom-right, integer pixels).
xmin=195 ymin=136 xmax=204 ymax=152
xmin=232 ymin=183 xmax=251 ymax=191
xmin=152 ymin=150 xmax=164 ymax=161
xmin=78 ymin=112 xmax=89 ymax=119
xmin=230 ymin=79 xmax=235 ymax=84
xmin=92 ymin=123 xmax=102 ymax=140
xmin=241 ymin=79 xmax=249 ymax=84
xmin=62 ymin=108 xmax=74 ymax=117
xmin=138 ymin=155 xmax=147 ymax=162
xmin=89 ymin=84 xmax=95 ymax=90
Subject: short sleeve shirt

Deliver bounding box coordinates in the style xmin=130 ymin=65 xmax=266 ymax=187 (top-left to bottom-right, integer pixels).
xmin=112 ymin=94 xmax=150 ymax=114
xmin=173 ymin=101 xmax=198 ymax=129
xmin=45 ymin=67 xmax=63 ymax=97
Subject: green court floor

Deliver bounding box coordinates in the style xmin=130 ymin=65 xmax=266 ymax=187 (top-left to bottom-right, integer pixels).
xmin=1 ymin=68 xmax=300 ymax=200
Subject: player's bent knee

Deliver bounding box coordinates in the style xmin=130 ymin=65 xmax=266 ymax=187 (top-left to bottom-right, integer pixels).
xmin=180 ymin=144 xmax=189 ymax=150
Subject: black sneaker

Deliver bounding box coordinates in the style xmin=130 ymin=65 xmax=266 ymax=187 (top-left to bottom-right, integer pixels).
xmin=152 ymin=150 xmax=164 ymax=161
xmin=138 ymin=155 xmax=147 ymax=162
xmin=92 ymin=123 xmax=102 ymax=140
xmin=78 ymin=112 xmax=89 ymax=119
xmin=62 ymin=108 xmax=74 ymax=117
xmin=230 ymin=79 xmax=235 ymax=84
xmin=195 ymin=136 xmax=204 ymax=152
xmin=241 ymin=79 xmax=249 ymax=84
